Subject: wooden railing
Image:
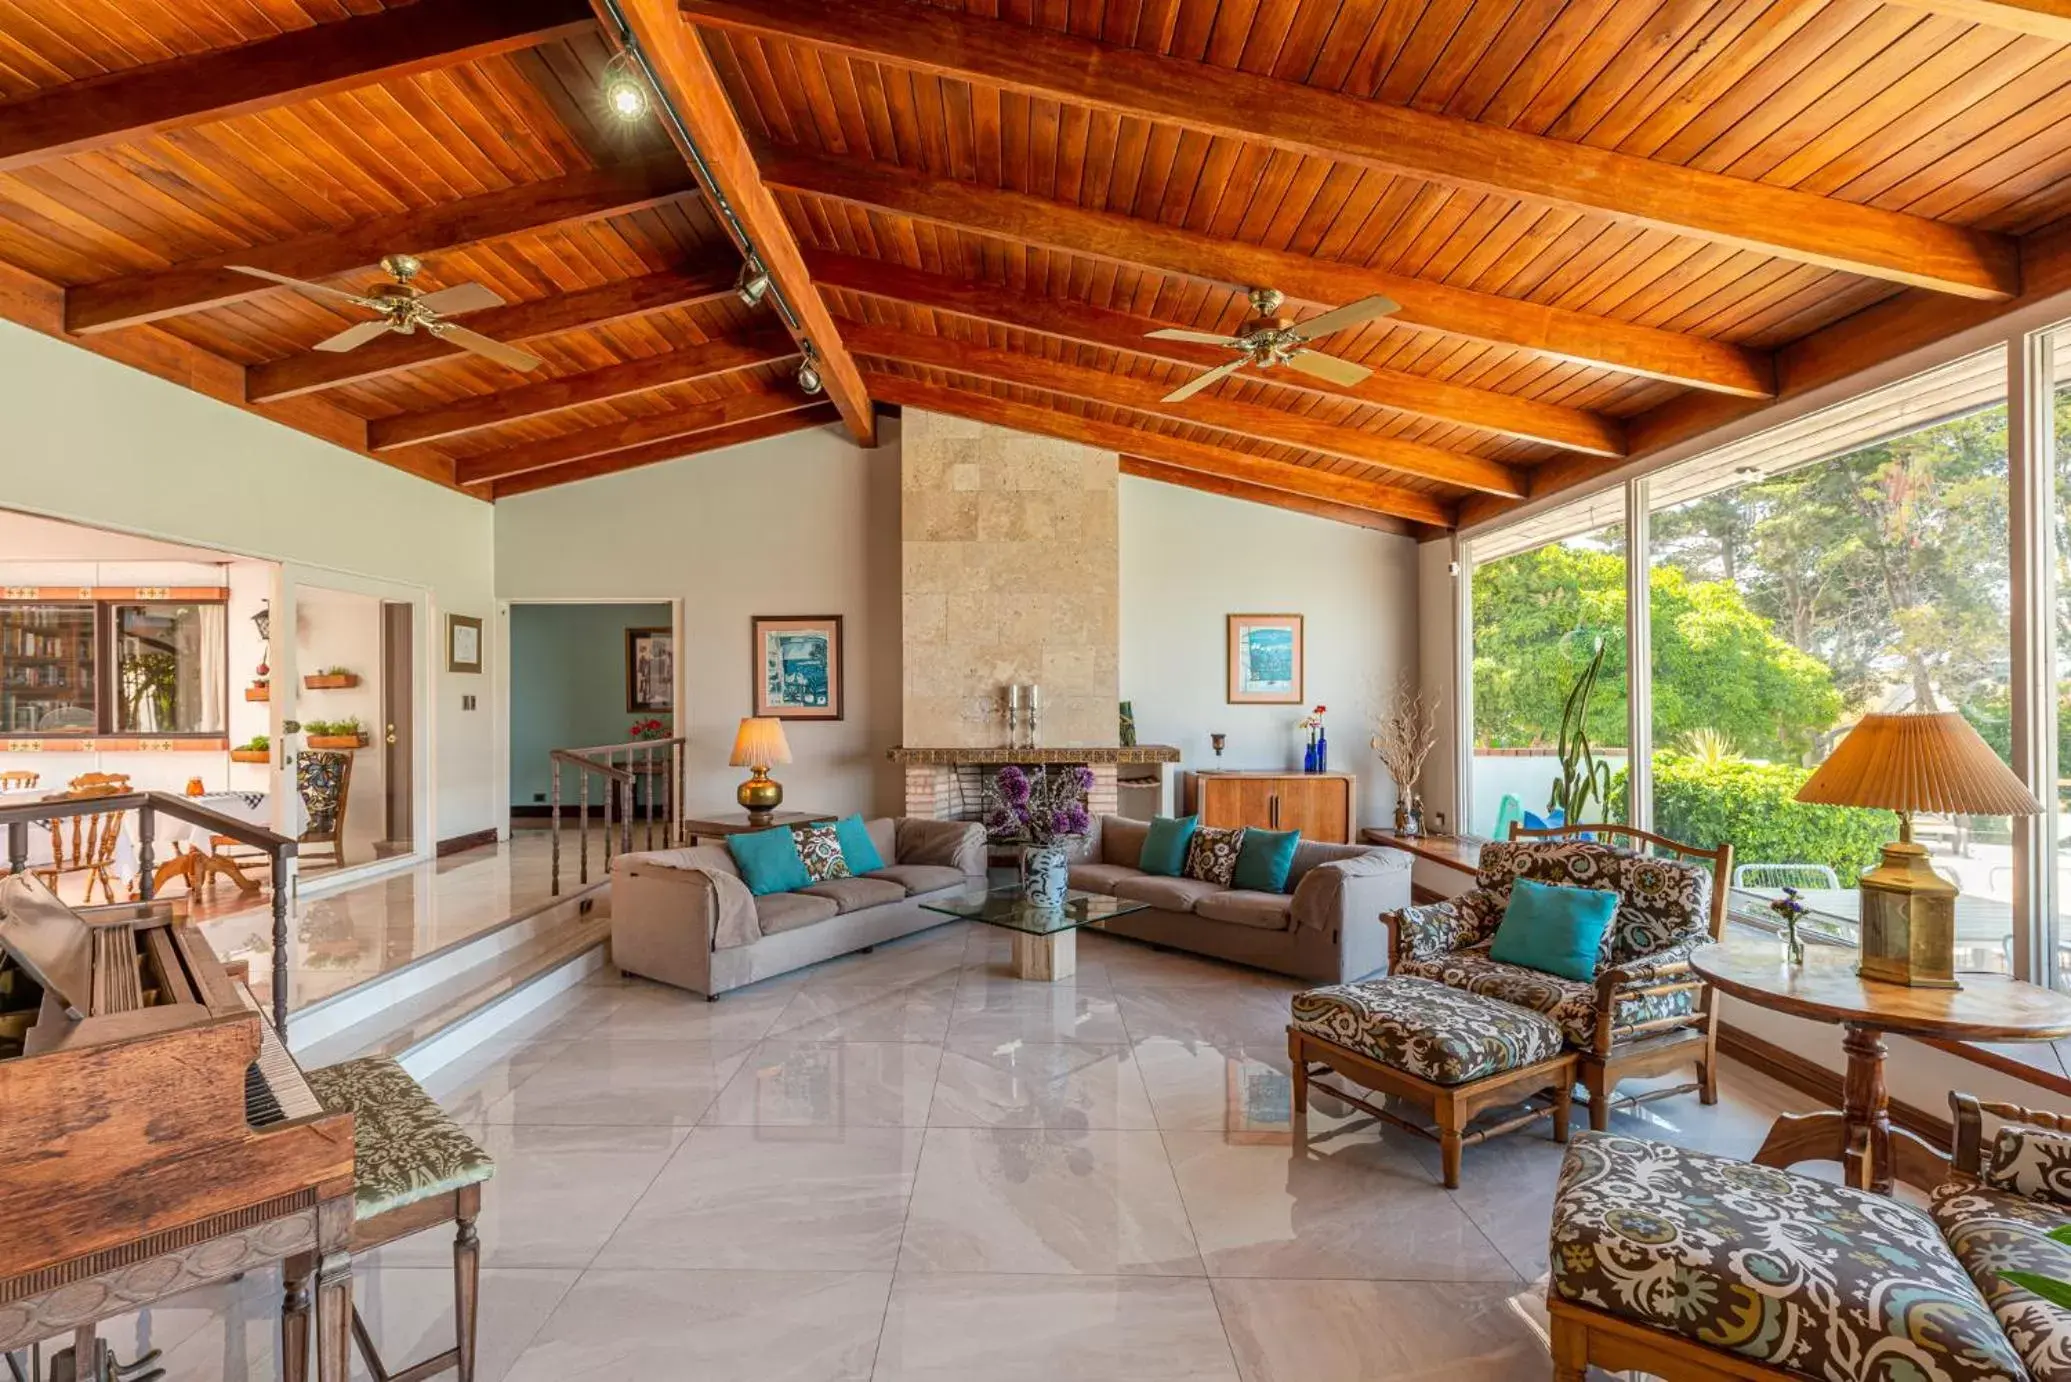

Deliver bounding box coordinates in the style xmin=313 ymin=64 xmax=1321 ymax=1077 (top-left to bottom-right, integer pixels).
xmin=2 ymin=792 xmax=298 ymax=1035
xmin=549 ymin=736 xmax=685 ymax=895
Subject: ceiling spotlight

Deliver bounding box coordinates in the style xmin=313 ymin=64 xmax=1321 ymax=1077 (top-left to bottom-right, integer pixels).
xmin=796 ymin=344 xmax=823 ymax=396
xmin=601 ymin=53 xmax=650 ymax=122
xmin=735 ymin=255 xmax=771 ymax=308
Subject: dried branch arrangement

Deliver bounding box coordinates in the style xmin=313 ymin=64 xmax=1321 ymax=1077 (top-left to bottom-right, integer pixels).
xmin=1371 ymin=677 xmax=1439 ymax=799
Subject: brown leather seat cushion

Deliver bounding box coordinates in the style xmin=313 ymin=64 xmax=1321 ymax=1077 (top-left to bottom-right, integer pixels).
xmin=1194 ymin=889 xmax=1295 ymax=931
xmin=865 ymin=863 xmax=967 ymax=896
xmin=1110 ymin=875 xmax=1226 ymax=912
xmin=799 ymin=877 xmax=909 ymax=914
xmin=753 ymin=891 xmax=841 ymax=935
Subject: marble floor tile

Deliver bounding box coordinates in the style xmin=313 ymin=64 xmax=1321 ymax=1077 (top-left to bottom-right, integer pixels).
xmin=1162 ymin=1129 xmax=1517 ymax=1281
xmin=955 ymin=962 xmax=1116 ymax=1000
xmin=366 ymin=1122 xmax=687 ymax=1270
xmin=1131 ymin=1037 xmax=1303 ymax=1134
xmin=873 ymin=1274 xmax=1241 ymax=1381
xmin=584 ymin=975 xmax=799 ymax=1042
xmin=1115 ymin=986 xmax=1298 ymax=1045
xmin=479 ymin=1037 xmax=752 ymax=1127
xmin=592 ymin=1124 xmax=925 ymax=1271
xmin=1097 ymin=940 xmax=1304 ymax=993
xmin=500 ymin=1270 xmax=891 ymax=1382
xmin=946 ymin=988 xmax=1131 ymax=1044
xmin=899 ymin=1127 xmax=1203 ymax=1276
xmin=929 ymin=1040 xmax=1157 ymax=1129
xmin=415 ymin=1037 xmax=573 ymax=1124
xmin=701 ymin=1039 xmax=944 ymax=1127
xmin=765 ymin=978 xmax=958 ymax=1042
xmin=1213 ymin=1278 xmax=1552 ymax=1381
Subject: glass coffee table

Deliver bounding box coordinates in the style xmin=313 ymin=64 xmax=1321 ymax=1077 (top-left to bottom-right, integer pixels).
xmin=919 ymin=882 xmax=1149 ymax=981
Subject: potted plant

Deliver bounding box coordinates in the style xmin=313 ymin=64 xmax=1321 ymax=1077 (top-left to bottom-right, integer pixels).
xmin=1548 ymin=637 xmax=1615 ymax=826
xmin=303 ymin=665 xmax=359 ymax=690
xmin=1372 ymin=676 xmax=1438 ymax=835
xmin=231 ymin=735 xmax=270 ymax=764
xmin=305 ymin=718 xmax=369 ymax=749
xmin=983 ymin=764 xmax=1093 ymax=910
xmin=244 ymin=682 xmax=269 ymax=702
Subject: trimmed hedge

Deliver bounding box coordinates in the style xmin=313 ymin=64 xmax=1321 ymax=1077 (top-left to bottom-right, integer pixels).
xmin=1611 ymin=752 xmax=1895 ymax=886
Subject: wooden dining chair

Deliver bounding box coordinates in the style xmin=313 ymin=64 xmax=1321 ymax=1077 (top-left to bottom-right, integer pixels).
xmin=0 ymin=770 xmax=38 ymax=790
xmin=64 ymin=771 xmax=131 ymax=798
xmin=36 ymin=806 xmax=126 ymax=904
xmin=295 ymin=751 xmax=353 ymax=870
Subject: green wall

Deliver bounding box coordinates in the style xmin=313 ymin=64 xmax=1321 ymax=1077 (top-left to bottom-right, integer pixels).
xmin=509 ymin=602 xmax=672 ymax=807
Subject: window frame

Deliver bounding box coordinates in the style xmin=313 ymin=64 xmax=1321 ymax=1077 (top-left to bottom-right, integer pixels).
xmin=0 ymin=594 xmax=230 ymax=741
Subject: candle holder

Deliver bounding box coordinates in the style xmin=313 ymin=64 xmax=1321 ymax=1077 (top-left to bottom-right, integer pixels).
xmin=1210 ymin=733 xmax=1226 ymax=760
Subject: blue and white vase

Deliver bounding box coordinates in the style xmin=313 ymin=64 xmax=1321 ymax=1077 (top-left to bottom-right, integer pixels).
xmin=1021 ymin=844 xmax=1072 ymax=911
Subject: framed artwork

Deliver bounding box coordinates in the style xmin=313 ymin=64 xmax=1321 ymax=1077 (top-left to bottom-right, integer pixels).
xmin=625 ymin=627 xmax=673 ymax=713
xmin=1226 ymin=613 xmax=1303 ymax=704
xmin=446 ymin=614 xmax=483 ymax=674
xmin=753 ymin=615 xmax=843 ymax=720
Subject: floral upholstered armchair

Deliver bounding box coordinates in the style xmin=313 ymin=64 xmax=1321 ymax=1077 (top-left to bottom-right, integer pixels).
xmin=1383 ymin=824 xmax=1731 ymax=1130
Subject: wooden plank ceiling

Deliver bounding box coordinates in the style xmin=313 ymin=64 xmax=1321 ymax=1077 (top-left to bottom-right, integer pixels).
xmin=0 ymin=0 xmax=2069 ymax=527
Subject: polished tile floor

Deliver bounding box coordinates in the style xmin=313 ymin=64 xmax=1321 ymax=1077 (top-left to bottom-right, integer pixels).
xmin=64 ymin=922 xmax=1817 ymax=1382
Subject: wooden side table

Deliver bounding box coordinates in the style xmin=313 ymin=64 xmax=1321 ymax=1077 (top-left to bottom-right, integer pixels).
xmin=679 ymin=809 xmax=835 ymax=843
xmin=1691 ymin=940 xmax=2071 ymax=1193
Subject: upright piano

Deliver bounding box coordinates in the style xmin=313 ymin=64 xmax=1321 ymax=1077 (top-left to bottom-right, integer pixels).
xmin=0 ymin=875 xmax=356 ymax=1382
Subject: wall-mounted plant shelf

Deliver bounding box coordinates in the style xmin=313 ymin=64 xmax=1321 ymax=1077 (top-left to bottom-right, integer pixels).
xmin=244 ymin=684 xmax=269 ymax=702
xmin=230 ymin=748 xmax=270 ymax=763
xmin=306 ymin=734 xmax=367 ymax=750
xmin=304 ymin=673 xmax=359 ymax=689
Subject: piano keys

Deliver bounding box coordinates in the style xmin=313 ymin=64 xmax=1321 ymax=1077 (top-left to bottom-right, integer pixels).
xmin=0 ymin=874 xmax=355 ymax=1382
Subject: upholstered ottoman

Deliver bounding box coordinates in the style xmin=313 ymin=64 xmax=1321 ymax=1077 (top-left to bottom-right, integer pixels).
xmin=1548 ymin=1133 xmax=2029 ymax=1382
xmin=299 ymin=1056 xmax=496 ymax=1382
xmin=1288 ymin=975 xmax=1576 ymax=1187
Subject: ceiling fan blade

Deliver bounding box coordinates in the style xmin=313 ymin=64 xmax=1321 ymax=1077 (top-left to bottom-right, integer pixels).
xmin=226 ymin=264 xmax=383 ymax=308
xmin=1284 ymin=349 xmax=1373 ymax=387
xmin=312 ymin=319 xmax=396 ymax=354
xmin=1145 ymin=328 xmax=1245 ymax=346
xmin=1288 ymin=294 xmax=1401 ymax=342
xmin=1159 ymin=357 xmax=1248 ymax=404
xmin=431 ymin=322 xmax=542 ymax=372
xmin=416 ymin=282 xmax=505 ymax=315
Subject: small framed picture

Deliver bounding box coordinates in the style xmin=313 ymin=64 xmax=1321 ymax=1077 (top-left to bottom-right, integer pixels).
xmin=1226 ymin=613 xmax=1303 ymax=704
xmin=753 ymin=615 xmax=843 ymax=720
xmin=626 ymin=627 xmax=673 ymax=713
xmin=446 ymin=614 xmax=483 ymax=674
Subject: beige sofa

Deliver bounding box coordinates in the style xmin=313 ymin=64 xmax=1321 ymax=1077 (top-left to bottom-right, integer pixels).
xmin=611 ymin=816 xmax=985 ymax=997
xmin=1069 ymin=815 xmax=1412 ymax=983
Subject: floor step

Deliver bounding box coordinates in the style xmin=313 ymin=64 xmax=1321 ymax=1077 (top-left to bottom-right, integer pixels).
xmin=291 ymin=889 xmax=611 ymax=1077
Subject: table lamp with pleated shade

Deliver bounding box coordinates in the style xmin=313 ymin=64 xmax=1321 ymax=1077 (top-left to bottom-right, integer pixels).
xmin=729 ymin=717 xmax=793 ymax=821
xmin=1796 ymin=711 xmax=2040 ymax=989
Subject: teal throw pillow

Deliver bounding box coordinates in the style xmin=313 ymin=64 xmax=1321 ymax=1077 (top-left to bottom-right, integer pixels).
xmin=833 ymin=814 xmax=885 ymax=873
xmin=1138 ymin=815 xmax=1198 ymax=877
xmin=1232 ymin=827 xmax=1300 ymax=893
xmin=727 ymin=826 xmax=812 ymax=896
xmin=1489 ymin=877 xmax=1619 ymax=983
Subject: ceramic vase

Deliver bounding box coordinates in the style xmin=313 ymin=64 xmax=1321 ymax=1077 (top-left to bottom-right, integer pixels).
xmin=1021 ymin=844 xmax=1072 ymax=911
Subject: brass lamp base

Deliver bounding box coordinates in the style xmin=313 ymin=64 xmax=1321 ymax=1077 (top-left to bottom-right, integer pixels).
xmin=1855 ymin=839 xmax=1960 ymax=989
xmin=737 ymin=767 xmax=783 ymax=820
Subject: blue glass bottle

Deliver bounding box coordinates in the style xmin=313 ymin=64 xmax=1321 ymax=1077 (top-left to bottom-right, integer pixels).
xmin=1302 ymin=736 xmax=1318 ymax=773
xmin=1316 ymin=727 xmax=1328 ymax=773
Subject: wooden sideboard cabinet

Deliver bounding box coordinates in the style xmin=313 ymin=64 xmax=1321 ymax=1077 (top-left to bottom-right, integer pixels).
xmin=1181 ymin=771 xmax=1355 ymax=844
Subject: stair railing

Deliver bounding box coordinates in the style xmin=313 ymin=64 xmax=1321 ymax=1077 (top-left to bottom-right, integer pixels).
xmin=548 ymin=736 xmax=685 ymax=895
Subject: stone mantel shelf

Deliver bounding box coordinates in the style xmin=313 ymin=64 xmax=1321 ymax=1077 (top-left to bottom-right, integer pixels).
xmin=888 ymin=745 xmax=1180 ymax=765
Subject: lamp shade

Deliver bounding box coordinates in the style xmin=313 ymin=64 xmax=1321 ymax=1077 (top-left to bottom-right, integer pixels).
xmin=728 ymin=716 xmax=792 ymax=768
xmin=1795 ymin=711 xmax=2040 ymax=817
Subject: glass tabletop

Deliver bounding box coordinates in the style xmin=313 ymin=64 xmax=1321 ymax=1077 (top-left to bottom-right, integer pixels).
xmin=918 ymin=882 xmax=1151 ymax=936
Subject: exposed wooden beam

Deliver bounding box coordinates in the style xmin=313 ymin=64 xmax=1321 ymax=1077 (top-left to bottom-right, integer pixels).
xmin=865 ymin=372 xmax=1453 ymax=527
xmin=488 ymin=404 xmax=840 ymax=497
xmin=845 ymin=322 xmax=1523 ymax=496
xmin=596 ymin=0 xmax=874 ymax=445
xmin=1890 ymin=1 xmax=2071 ymax=41
xmin=809 ymin=251 xmax=1623 ymax=458
xmin=68 ymin=156 xmax=695 ymax=334
xmin=1119 ymin=457 xmax=1417 ymax=536
xmin=0 ymin=0 xmax=594 ymax=173
xmin=689 ymin=0 xmax=2016 ymax=301
xmin=764 ymin=149 xmax=1774 ymax=398
xmin=245 ymin=263 xmax=736 ymax=402
xmin=370 ymin=331 xmax=794 ymax=450
xmin=455 ymin=383 xmax=817 ymax=483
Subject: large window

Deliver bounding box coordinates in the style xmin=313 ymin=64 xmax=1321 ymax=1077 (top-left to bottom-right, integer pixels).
xmin=0 ymin=599 xmax=225 ymax=738
xmin=1469 ymin=493 xmax=1627 ymax=837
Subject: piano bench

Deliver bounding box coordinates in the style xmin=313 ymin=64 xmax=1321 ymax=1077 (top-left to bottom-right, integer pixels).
xmin=289 ymin=1057 xmax=496 ymax=1382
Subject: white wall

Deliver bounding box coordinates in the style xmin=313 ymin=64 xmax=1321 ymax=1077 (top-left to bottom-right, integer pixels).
xmin=0 ymin=319 xmax=499 ymax=841
xmin=493 ymin=419 xmax=903 ymax=820
xmin=1117 ymin=476 xmax=1419 ymax=830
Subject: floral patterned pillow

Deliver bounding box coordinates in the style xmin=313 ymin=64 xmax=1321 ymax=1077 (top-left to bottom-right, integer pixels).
xmin=792 ymin=822 xmax=852 ymax=883
xmin=1183 ymin=825 xmax=1246 ymax=887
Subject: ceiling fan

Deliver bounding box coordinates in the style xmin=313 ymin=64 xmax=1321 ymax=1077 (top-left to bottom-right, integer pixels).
xmin=227 ymin=254 xmax=543 ymax=372
xmin=1145 ymin=286 xmax=1399 ymax=403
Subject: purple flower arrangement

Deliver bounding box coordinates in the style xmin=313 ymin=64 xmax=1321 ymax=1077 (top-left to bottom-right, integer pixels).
xmin=983 ymin=763 xmax=1094 ymax=846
